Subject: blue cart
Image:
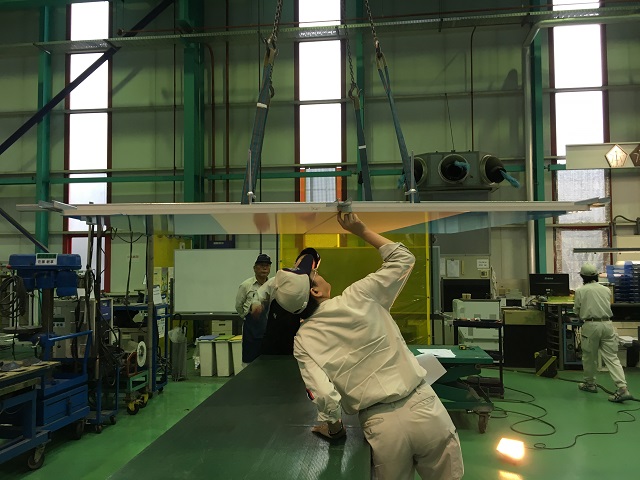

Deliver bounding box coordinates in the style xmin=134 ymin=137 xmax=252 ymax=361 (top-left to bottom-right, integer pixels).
xmin=38 ymin=331 xmax=92 ymax=439
xmin=0 ymin=361 xmax=58 ymax=470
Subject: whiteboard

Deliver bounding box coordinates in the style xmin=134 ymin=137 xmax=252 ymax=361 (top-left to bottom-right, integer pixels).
xmin=174 ymin=249 xmax=276 ymax=313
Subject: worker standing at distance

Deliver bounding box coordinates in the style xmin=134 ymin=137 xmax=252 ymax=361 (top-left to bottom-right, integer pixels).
xmin=273 ymin=213 xmax=463 ymax=480
xmin=235 ymin=253 xmax=271 ymax=365
xmin=575 ymin=262 xmax=633 ymax=402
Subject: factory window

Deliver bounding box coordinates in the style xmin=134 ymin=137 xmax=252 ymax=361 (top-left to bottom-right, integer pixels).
xmin=297 ymin=0 xmax=344 ymax=202
xmin=65 ymin=1 xmax=110 ymax=277
xmin=551 ymin=0 xmax=609 ymax=285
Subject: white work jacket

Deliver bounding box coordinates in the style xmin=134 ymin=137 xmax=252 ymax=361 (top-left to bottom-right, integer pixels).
xmin=235 ymin=276 xmax=265 ymax=317
xmin=293 ymin=242 xmax=426 ymax=423
xmin=573 ymin=281 xmax=613 ymax=320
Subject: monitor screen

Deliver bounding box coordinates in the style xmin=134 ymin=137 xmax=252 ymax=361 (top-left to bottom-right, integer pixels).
xmin=528 ymin=273 xmax=570 ymax=296
xmin=441 ymin=278 xmax=491 ymax=312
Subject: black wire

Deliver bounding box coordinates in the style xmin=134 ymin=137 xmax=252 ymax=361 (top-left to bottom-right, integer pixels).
xmin=613 ymin=215 xmax=635 ymax=223
xmin=532 ymin=407 xmax=640 ymax=450
xmin=493 ymin=386 xmax=557 ymax=437
xmin=445 ymin=92 xmax=455 ymax=151
xmin=489 ymin=376 xmax=640 ymax=451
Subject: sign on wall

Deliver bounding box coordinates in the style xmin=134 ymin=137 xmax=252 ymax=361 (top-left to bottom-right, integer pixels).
xmin=566 ymin=143 xmax=640 ymax=170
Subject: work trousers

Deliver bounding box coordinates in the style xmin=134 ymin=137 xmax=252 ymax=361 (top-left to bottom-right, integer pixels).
xmin=358 ymin=382 xmax=464 ymax=480
xmin=581 ymin=320 xmax=627 ymax=388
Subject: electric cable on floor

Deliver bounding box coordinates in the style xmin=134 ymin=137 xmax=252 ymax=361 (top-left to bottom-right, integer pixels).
xmin=485 ymin=375 xmax=640 ymax=450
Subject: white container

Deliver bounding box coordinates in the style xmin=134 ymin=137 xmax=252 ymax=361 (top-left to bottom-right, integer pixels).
xmin=214 ymin=336 xmax=234 ymax=376
xmin=230 ymin=336 xmax=243 ymax=374
xmin=198 ymin=339 xmax=217 ymax=376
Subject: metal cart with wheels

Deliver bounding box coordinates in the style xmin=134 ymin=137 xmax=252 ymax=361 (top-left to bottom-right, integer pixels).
xmin=0 ymin=361 xmax=58 ymax=470
xmin=410 ymin=345 xmax=495 ymax=433
xmin=37 ymin=331 xmax=92 ymax=439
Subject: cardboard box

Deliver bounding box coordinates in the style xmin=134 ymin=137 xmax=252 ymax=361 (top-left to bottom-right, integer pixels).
xmin=503 ymin=308 xmax=545 ymax=326
xmin=211 ymin=320 xmax=233 ymax=336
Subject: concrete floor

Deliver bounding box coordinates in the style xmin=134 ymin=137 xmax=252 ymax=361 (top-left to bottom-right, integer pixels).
xmin=2 ymin=356 xmax=640 ymax=479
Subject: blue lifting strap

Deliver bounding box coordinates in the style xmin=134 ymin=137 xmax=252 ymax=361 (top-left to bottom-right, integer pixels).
xmin=241 ymin=40 xmax=277 ymax=204
xmin=349 ymin=85 xmax=373 ymax=201
xmin=501 ymin=170 xmax=521 ymax=188
xmin=375 ymin=50 xmax=420 ymax=203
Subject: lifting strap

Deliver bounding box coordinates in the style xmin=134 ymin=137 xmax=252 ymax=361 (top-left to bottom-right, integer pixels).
xmin=342 ymin=0 xmax=372 ymax=201
xmin=364 ymin=0 xmax=419 ymax=203
xmin=241 ymin=0 xmax=282 ymax=204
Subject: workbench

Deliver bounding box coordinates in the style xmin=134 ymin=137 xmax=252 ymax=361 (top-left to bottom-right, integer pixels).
xmin=409 ymin=345 xmax=495 ymax=433
xmin=0 ymin=360 xmax=59 ymax=470
xmin=110 ymin=355 xmax=370 ymax=480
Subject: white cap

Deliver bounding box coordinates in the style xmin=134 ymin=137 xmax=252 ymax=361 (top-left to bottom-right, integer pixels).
xmin=580 ymin=263 xmax=598 ymax=276
xmin=274 ymin=270 xmax=311 ymax=314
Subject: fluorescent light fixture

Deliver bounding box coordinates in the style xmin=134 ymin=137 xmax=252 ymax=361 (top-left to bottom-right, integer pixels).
xmin=496 ymin=438 xmax=525 ymax=462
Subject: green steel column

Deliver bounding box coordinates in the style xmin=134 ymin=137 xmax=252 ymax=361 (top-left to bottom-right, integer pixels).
xmin=354 ymin=1 xmax=366 ymax=201
xmin=531 ymin=3 xmax=546 ymax=273
xmin=181 ymin=0 xmax=205 ymax=204
xmin=35 ymin=6 xmax=52 ymax=253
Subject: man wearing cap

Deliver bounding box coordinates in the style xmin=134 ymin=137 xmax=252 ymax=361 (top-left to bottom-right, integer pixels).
xmin=575 ymin=262 xmax=633 ymax=402
xmin=273 ymin=213 xmax=463 ymax=480
xmin=235 ymin=253 xmax=272 ymax=364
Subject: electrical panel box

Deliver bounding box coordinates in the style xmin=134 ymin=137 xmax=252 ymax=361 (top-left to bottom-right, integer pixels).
xmin=52 ymin=297 xmax=114 ymax=357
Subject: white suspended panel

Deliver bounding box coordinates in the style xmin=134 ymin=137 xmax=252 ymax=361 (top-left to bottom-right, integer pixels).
xmin=46 ymin=200 xmax=598 ymax=235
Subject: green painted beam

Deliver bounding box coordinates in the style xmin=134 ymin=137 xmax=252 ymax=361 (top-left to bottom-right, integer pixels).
xmin=0 ymin=177 xmax=37 ymax=185
xmin=182 ymin=0 xmax=205 ymax=204
xmin=50 ymin=175 xmax=182 ymax=184
xmin=531 ymin=1 xmax=546 ymax=273
xmin=35 ymin=6 xmax=51 ymax=253
xmin=207 ymin=171 xmax=354 ymax=181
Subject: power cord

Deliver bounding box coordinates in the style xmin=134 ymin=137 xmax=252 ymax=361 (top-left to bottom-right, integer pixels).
xmin=486 ymin=372 xmax=640 ymax=451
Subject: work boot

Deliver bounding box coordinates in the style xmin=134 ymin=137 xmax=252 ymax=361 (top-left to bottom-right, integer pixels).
xmin=578 ymin=382 xmax=597 ymax=393
xmin=608 ymin=387 xmax=633 ymax=403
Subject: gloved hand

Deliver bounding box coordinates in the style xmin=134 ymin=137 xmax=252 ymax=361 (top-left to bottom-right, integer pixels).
xmin=311 ymin=420 xmax=346 ymax=440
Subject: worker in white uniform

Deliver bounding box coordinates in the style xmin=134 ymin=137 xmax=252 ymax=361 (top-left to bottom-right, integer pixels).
xmin=272 ymin=212 xmax=464 ymax=480
xmin=575 ymin=263 xmax=633 ymax=402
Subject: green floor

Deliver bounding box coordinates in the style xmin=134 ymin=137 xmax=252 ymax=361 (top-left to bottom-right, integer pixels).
xmin=2 ymin=361 xmax=640 ymax=479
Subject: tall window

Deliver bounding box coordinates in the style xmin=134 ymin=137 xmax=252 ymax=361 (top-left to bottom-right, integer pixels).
xmin=552 ymin=0 xmax=610 ymax=288
xmin=66 ymin=2 xmax=109 ymax=277
xmin=297 ymin=0 xmax=343 ymax=202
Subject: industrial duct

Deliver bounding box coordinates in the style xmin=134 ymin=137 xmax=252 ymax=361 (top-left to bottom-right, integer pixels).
xmin=413 ymin=151 xmax=513 ymax=192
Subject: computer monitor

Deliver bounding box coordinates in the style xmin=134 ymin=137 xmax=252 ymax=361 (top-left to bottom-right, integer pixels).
xmin=528 ymin=273 xmax=570 ymax=296
xmin=441 ymin=278 xmax=491 ymax=312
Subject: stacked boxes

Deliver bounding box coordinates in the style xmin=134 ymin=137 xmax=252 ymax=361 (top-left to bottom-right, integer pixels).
xmin=606 ymin=263 xmax=640 ymax=303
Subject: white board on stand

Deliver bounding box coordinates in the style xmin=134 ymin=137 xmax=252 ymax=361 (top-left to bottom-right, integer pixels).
xmin=174 ymin=249 xmax=276 ymax=313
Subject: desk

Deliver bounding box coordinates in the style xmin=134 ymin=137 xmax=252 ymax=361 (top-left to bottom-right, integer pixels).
xmin=410 ymin=345 xmax=495 ymax=433
xmin=110 ymin=355 xmax=370 ymax=480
